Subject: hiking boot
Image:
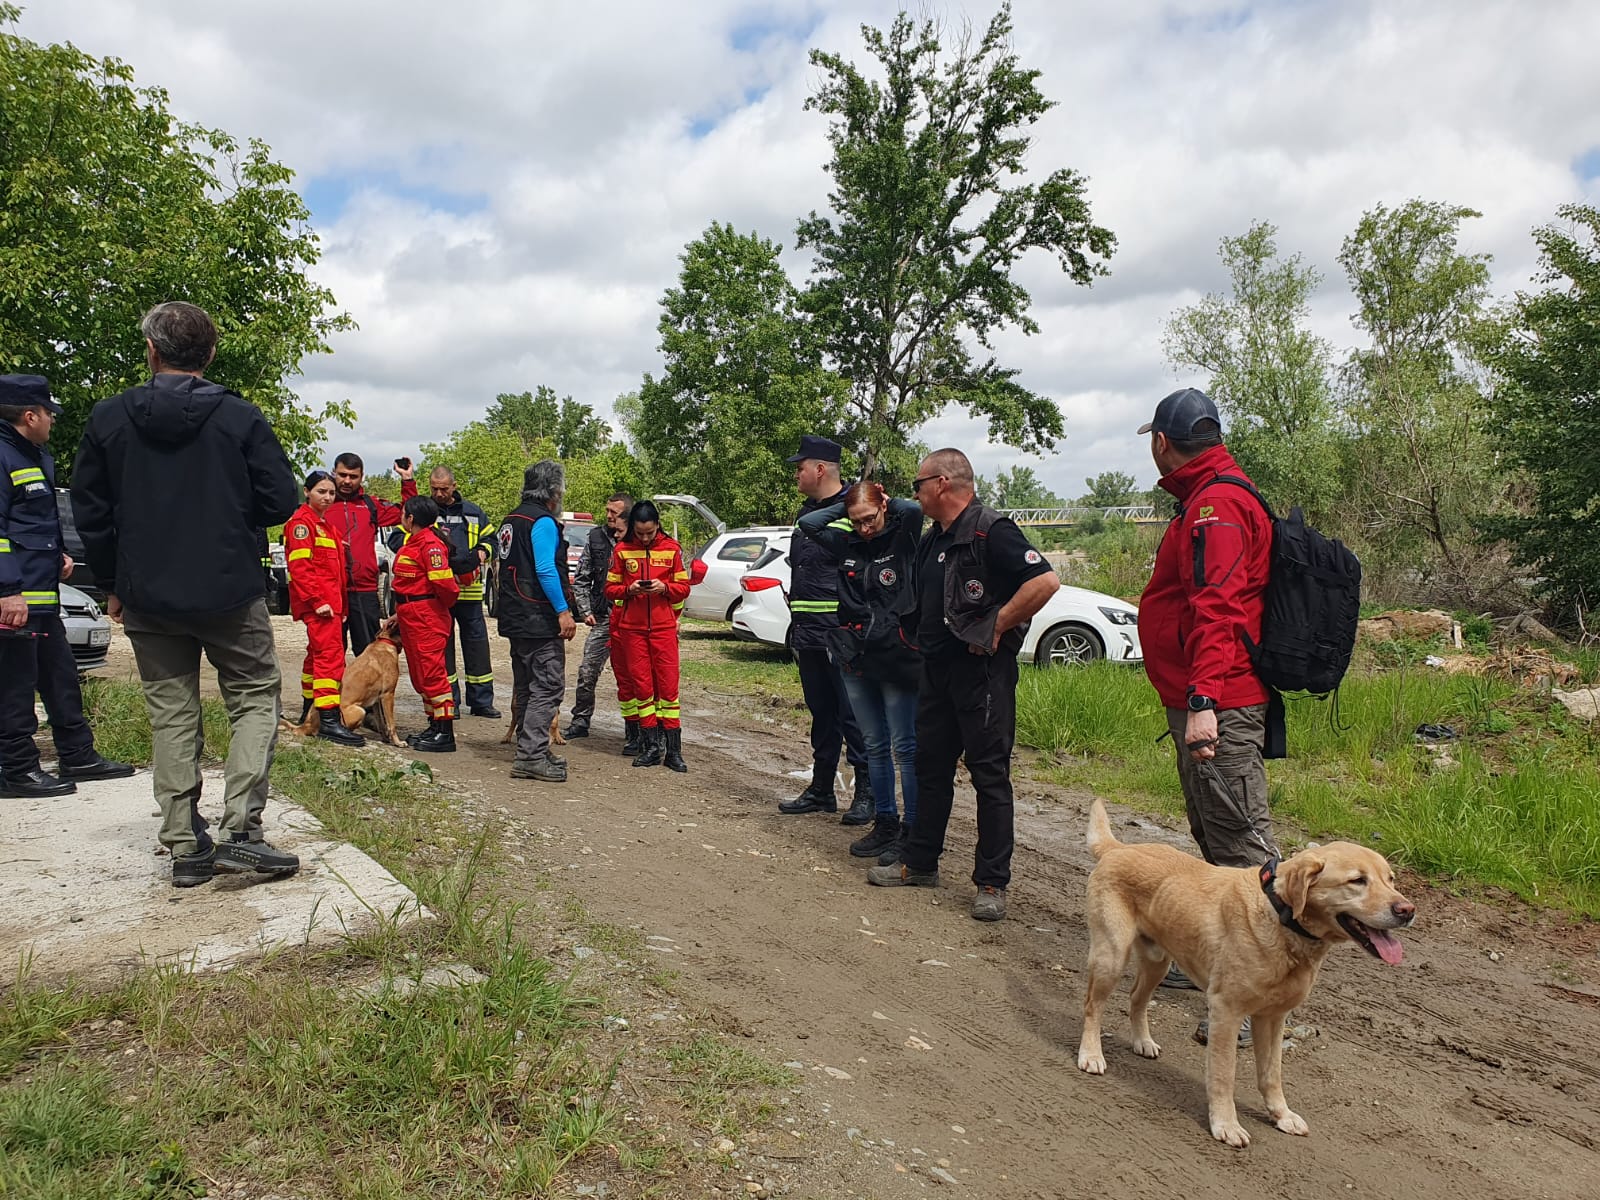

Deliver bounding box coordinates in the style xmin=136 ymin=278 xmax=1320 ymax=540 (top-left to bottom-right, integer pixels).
xmin=632 ymin=726 xmax=665 ymax=768
xmin=1160 ymin=963 xmax=1199 ymax=990
xmin=663 ymin=728 xmax=688 ymax=773
xmin=171 ymin=844 xmax=216 ymax=888
xmin=0 ymin=768 xmax=76 ymax=799
xmin=620 ymin=719 xmax=641 ymax=757
xmin=546 ymin=750 xmax=568 ymax=768
xmin=563 ymin=718 xmax=591 ymax=739
xmin=778 ymin=784 xmax=837 ymax=815
xmin=57 ymin=754 xmax=136 ymax=781
xmin=213 ymin=835 xmax=299 ymax=877
xmin=1194 ymin=1017 xmax=1253 ymax=1049
xmin=877 ymin=827 xmax=909 ymax=866
xmin=413 ymin=721 xmax=457 ymax=753
xmin=840 ymin=774 xmax=874 ymax=826
xmin=318 ymin=716 xmax=363 ymax=747
xmin=511 ymin=754 xmax=567 ymax=782
xmin=866 ymin=862 xmax=939 ymax=888
xmin=849 ymin=814 xmax=901 ymax=859
xmin=470 ymin=705 xmax=502 ymax=719
xmin=405 ymin=720 xmax=436 ymax=748
xmin=971 ymin=885 xmax=1007 ymax=922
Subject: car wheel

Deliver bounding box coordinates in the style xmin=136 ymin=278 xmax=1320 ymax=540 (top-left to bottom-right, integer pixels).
xmin=1034 ymin=623 xmax=1103 ymax=667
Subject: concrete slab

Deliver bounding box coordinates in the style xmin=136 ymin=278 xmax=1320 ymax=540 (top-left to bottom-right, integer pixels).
xmin=1 ymin=769 xmax=427 ymax=982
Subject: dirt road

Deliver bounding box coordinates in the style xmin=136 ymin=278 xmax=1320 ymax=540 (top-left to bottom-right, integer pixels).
xmin=107 ymin=619 xmax=1600 ymax=1197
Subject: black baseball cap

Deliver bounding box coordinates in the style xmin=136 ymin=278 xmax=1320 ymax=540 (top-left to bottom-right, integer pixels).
xmin=0 ymin=374 xmax=63 ymax=415
xmin=1137 ymin=388 xmax=1221 ymax=440
xmin=786 ymin=434 xmax=842 ymax=464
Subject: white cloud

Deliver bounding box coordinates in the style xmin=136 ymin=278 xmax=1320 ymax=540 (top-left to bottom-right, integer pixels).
xmin=20 ymin=0 xmax=1600 ymax=503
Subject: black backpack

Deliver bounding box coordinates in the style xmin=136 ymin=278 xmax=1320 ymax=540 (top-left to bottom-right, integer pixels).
xmin=1200 ymin=477 xmax=1362 ymax=755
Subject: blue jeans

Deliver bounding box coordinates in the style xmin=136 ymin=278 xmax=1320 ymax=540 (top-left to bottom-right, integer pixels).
xmin=840 ymin=670 xmax=918 ymax=826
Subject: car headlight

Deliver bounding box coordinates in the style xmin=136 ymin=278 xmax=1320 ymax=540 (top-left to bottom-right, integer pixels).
xmin=1098 ymin=605 xmax=1138 ymax=626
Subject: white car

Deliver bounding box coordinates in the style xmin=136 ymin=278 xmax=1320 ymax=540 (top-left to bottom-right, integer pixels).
xmin=685 ymin=528 xmax=791 ymax=622
xmin=732 ymin=550 xmax=1142 ymax=667
xmin=59 ymin=582 xmax=112 ymax=673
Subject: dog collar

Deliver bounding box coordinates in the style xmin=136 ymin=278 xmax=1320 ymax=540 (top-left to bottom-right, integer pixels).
xmin=1260 ymin=858 xmax=1319 ymax=941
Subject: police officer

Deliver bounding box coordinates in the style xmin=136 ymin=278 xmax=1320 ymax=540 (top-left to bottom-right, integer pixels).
xmin=0 ymin=375 xmax=133 ymax=797
xmin=425 ymin=466 xmax=500 ymax=718
xmin=778 ymin=435 xmax=873 ymax=823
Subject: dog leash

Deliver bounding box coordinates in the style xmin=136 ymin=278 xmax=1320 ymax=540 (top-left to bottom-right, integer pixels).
xmin=1161 ymin=728 xmax=1279 ymax=860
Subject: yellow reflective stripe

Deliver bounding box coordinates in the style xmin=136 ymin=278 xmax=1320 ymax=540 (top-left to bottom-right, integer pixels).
xmin=619 ymin=699 xmax=639 ymax=717
xmin=313 ymin=536 xmax=337 ymax=548
xmin=287 ymin=548 xmax=312 ymax=562
xmin=657 ymin=701 xmax=681 ymax=718
xmin=312 ymin=677 xmax=339 ymax=689
xmin=465 ymin=671 xmax=494 ymax=684
xmin=427 ymin=569 xmax=455 ymax=581
xmin=9 ymin=467 xmax=45 ymax=484
xmin=313 ymin=697 xmax=341 ymax=709
xmin=790 ymin=600 xmax=837 ymax=612
xmin=427 ymin=692 xmax=453 ymax=705
xmin=0 ymin=538 xmax=10 ymax=552
xmin=671 ymin=601 xmax=684 ymax=612
xmin=827 ymin=519 xmax=852 ymax=531
xmin=23 ymin=590 xmax=57 ymax=605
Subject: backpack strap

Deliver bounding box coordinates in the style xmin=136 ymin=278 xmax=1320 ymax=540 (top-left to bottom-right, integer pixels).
xmin=1192 ymin=474 xmax=1277 ymax=523
xmin=362 ymin=493 xmax=379 ymax=526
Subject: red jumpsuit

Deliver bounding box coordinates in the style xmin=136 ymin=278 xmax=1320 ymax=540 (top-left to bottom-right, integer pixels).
xmin=390 ymin=525 xmax=461 ymax=720
xmin=604 ymin=533 xmax=691 ymax=729
xmin=284 ymin=504 xmax=348 ymax=714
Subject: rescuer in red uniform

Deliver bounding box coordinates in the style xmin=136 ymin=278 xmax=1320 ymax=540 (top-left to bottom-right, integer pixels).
xmin=391 ymin=495 xmax=461 ymax=752
xmin=604 ymin=500 xmax=691 ymax=772
xmin=284 ymin=470 xmax=360 ymax=746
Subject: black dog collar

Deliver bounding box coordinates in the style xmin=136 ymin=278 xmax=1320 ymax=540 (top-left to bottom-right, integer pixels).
xmin=1260 ymin=858 xmax=1319 ymax=941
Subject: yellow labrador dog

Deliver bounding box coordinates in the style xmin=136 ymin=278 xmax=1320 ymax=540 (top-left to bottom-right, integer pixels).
xmin=1076 ymin=798 xmax=1415 ymax=1147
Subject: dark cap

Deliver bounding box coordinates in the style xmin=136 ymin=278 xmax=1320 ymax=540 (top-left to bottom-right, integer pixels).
xmin=1137 ymin=388 xmax=1221 ymax=440
xmin=0 ymin=374 xmax=62 ymax=416
xmin=785 ymin=434 xmax=842 ymax=464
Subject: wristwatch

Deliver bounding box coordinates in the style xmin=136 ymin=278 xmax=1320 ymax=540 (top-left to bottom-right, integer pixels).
xmin=1187 ymin=693 xmax=1218 ymax=712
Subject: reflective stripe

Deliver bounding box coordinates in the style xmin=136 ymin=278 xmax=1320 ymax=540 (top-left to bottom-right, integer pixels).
xmin=314 ymin=536 xmax=338 ymax=548
xmin=427 ymin=569 xmax=455 ymax=581
xmin=23 ymin=590 xmax=57 ymax=606
xmin=465 ymin=671 xmax=494 ymax=684
xmin=314 ymin=696 xmax=341 ymax=709
xmin=312 ymin=678 xmax=340 ymax=689
xmin=619 ymin=698 xmax=639 ymax=717
xmin=0 ymin=538 xmax=10 ymax=553
xmin=827 ymin=519 xmax=852 ymax=531
xmin=657 ymin=700 xmax=681 ymax=719
xmin=9 ymin=467 xmax=45 ymax=484
xmin=287 ymin=548 xmax=312 ymax=562
xmin=789 ymin=600 xmax=837 ymax=613
xmin=671 ymin=600 xmax=685 ymax=612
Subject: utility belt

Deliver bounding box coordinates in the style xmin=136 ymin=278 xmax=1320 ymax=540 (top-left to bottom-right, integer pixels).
xmin=392 ymin=592 xmax=440 ymax=608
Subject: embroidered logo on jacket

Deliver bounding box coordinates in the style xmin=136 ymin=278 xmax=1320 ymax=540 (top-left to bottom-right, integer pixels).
xmin=965 ymin=579 xmax=984 ymax=600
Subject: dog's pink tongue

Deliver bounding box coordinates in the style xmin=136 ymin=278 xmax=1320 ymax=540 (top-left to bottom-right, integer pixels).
xmin=1369 ymin=928 xmax=1404 ymax=964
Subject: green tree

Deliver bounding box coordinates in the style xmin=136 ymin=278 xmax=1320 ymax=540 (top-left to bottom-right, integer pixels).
xmin=0 ymin=8 xmax=353 ymax=475
xmin=984 ymin=465 xmax=1062 ymax=508
xmin=485 ymin=386 xmax=610 ymax=460
xmin=1162 ymin=221 xmax=1341 ymax=521
xmin=632 ymin=222 xmax=846 ymax=527
xmin=564 ymin=442 xmax=651 ymax=520
xmin=1337 ymin=199 xmax=1508 ymax=602
xmin=1479 ymin=204 xmax=1600 ymax=617
xmin=1081 ymin=471 xmax=1138 ymax=508
xmin=420 ymin=422 xmax=556 ymax=526
xmin=797 ymin=3 xmax=1115 ymax=476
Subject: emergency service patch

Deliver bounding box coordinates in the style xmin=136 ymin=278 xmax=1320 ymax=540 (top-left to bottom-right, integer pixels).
xmin=878 ymin=567 xmax=898 ymax=587
xmin=292 ymin=523 xmax=309 ymax=540
xmin=428 ymin=547 xmax=445 ymax=568
xmin=496 ymin=524 xmax=514 ymax=560
xmin=965 ymin=579 xmax=984 ymax=600
xmin=1024 ymin=549 xmax=1042 ymax=565
xmin=625 ymin=558 xmax=640 ymax=573
xmin=937 ymin=551 xmax=946 ymax=563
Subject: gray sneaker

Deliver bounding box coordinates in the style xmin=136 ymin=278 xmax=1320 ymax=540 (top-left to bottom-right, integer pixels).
xmin=511 ymin=755 xmax=567 ymax=782
xmin=971 ymin=885 xmax=1007 ymax=922
xmin=1193 ymin=1017 xmax=1252 ymax=1048
xmin=1160 ymin=963 xmax=1199 ymax=990
xmin=866 ymin=863 xmax=939 ymax=888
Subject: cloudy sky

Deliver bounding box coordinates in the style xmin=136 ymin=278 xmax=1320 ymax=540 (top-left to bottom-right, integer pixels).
xmin=20 ymin=0 xmax=1600 ymax=499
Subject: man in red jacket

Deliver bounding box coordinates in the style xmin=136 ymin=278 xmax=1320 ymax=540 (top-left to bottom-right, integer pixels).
xmin=1138 ymin=388 xmax=1275 ymax=874
xmin=328 ymin=452 xmax=416 ymax=654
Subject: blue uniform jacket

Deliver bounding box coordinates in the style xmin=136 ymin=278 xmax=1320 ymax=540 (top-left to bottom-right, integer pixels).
xmin=0 ymin=422 xmax=62 ymax=616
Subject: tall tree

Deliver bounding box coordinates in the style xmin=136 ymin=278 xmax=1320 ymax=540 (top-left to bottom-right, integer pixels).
xmin=1163 ymin=221 xmax=1341 ymax=521
xmin=797 ymin=3 xmax=1115 ymax=477
xmin=632 ymin=223 xmax=846 ymax=527
xmin=1337 ymin=200 xmax=1506 ymax=602
xmin=1081 ymin=471 xmax=1139 ymax=508
xmin=420 ymin=422 xmax=556 ymax=525
xmin=982 ymin=464 xmax=1062 ymax=508
xmin=485 ymin=387 xmax=610 ymax=460
xmin=0 ymin=7 xmax=353 ymax=474
xmin=1479 ymin=205 xmax=1600 ymax=617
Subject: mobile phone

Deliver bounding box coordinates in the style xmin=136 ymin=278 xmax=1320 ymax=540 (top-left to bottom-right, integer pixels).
xmin=395 ymin=456 xmax=411 ymax=470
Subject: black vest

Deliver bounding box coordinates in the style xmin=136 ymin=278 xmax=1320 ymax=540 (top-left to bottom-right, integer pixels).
xmin=585 ymin=523 xmax=617 ymax=615
xmin=494 ymin=500 xmax=570 ymax=639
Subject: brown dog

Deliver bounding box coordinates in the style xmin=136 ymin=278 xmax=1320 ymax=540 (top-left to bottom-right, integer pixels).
xmin=280 ymin=618 xmax=404 ymax=746
xmin=1075 ymin=798 xmax=1415 ymax=1147
xmin=500 ymin=690 xmax=566 ymax=748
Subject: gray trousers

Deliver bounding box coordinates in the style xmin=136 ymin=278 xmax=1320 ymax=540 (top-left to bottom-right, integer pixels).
xmin=509 ymin=636 xmax=565 ymax=762
xmin=570 ymin=612 xmax=612 ymax=724
xmin=1165 ymin=704 xmax=1273 ymax=869
xmin=125 ymin=599 xmax=281 ymax=856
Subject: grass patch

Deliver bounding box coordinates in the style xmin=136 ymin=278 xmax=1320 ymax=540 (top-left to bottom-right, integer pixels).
xmin=77 ymin=677 xmax=231 ymax=767
xmin=679 ymin=622 xmax=804 ymax=707
xmin=660 ymin=1035 xmax=796 ymax=1135
xmin=1019 ymin=662 xmax=1600 ymax=914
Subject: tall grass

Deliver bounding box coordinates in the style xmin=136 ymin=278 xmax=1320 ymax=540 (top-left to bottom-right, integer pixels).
xmin=78 ymin=677 xmax=231 ymax=766
xmin=1018 ymin=662 xmax=1600 ymax=915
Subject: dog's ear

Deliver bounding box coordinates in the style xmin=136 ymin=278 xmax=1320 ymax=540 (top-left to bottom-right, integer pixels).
xmin=1276 ymin=852 xmax=1324 ymax=920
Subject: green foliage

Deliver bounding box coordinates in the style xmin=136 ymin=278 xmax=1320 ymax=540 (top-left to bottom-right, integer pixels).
xmin=420 ymin=421 xmax=556 ymax=524
xmin=1079 ymin=471 xmax=1139 ymax=508
xmin=1163 ymin=221 xmax=1341 ymax=523
xmin=0 ymin=10 xmax=354 ymax=476
xmin=563 ymin=442 xmax=651 ymax=518
xmin=977 ymin=464 xmax=1062 ymax=509
xmin=797 ymin=3 xmax=1115 ymax=475
xmin=1479 ymin=204 xmax=1600 ymax=617
xmin=78 ymin=676 xmax=230 ymax=767
xmin=632 ymin=222 xmax=845 ymax=527
xmin=485 ymin=387 xmax=610 ymax=461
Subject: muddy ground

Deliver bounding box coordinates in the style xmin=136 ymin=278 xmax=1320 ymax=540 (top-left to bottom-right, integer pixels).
xmin=94 ymin=618 xmax=1600 ymax=1199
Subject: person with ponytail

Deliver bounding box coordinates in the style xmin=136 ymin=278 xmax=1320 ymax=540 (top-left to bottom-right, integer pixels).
xmin=283 ymin=470 xmax=361 ymax=746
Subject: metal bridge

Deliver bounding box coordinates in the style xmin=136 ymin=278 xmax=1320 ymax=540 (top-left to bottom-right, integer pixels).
xmin=997 ymin=505 xmax=1162 ymax=527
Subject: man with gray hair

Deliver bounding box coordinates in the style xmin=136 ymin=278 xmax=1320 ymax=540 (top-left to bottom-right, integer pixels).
xmin=72 ymin=301 xmax=303 ymax=887
xmin=493 ymin=459 xmax=576 ymax=782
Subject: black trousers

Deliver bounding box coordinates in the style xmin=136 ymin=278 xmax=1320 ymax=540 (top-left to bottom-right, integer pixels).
xmin=344 ymin=590 xmax=383 ymax=655
xmin=444 ymin=598 xmax=495 ymax=711
xmin=904 ymin=651 xmax=1019 ymax=889
xmin=0 ymin=611 xmax=96 ymax=778
xmin=794 ymin=644 xmax=867 ymax=791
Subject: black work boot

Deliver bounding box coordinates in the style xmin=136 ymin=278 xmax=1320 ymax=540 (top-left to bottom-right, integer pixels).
xmin=318 ymin=713 xmax=363 ymax=747
xmin=0 ymin=768 xmax=76 ymax=799
xmin=850 ymin=813 xmax=901 ymax=858
xmin=778 ymin=783 xmax=837 ymax=814
xmin=663 ymin=728 xmax=687 ymax=773
xmin=405 ymin=720 xmax=437 ymax=748
xmin=213 ymin=834 xmax=299 ymax=877
xmin=171 ymin=844 xmax=216 ymax=888
xmin=414 ymin=719 xmax=456 ymax=753
xmin=298 ymin=697 xmax=313 ymax=723
xmin=620 ymin=719 xmax=642 ymax=757
xmin=632 ymin=725 xmax=665 ymax=768
xmin=878 ymin=825 xmax=911 ymax=866
xmin=840 ymin=772 xmax=874 ymax=826
xmin=563 ymin=716 xmax=591 ymax=739
xmin=57 ymin=754 xmax=136 ymax=781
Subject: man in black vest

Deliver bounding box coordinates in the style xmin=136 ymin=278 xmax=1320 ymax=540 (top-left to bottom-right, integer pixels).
xmin=867 ymin=448 xmax=1058 ymax=922
xmin=564 ymin=492 xmax=629 ymax=739
xmin=494 ymin=459 xmax=576 ymax=782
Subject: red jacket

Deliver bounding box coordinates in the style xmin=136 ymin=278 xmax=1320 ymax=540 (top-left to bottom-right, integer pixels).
xmin=1140 ymin=445 xmax=1272 ymax=711
xmin=284 ymin=504 xmax=348 ymax=621
xmin=326 ymin=480 xmax=417 ymax=592
xmin=604 ymin=534 xmax=691 ymax=632
xmin=390 ymin=526 xmax=461 ymax=608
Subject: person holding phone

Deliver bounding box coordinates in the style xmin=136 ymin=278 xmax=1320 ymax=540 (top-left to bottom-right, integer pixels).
xmin=326 ymin=451 xmax=415 ymax=654
xmin=603 ymin=500 xmax=692 ymax=771
xmin=284 ymin=470 xmax=361 ymax=746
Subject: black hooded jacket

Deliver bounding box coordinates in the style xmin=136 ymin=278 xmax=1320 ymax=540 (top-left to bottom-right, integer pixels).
xmin=71 ymin=374 xmax=299 ymax=616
